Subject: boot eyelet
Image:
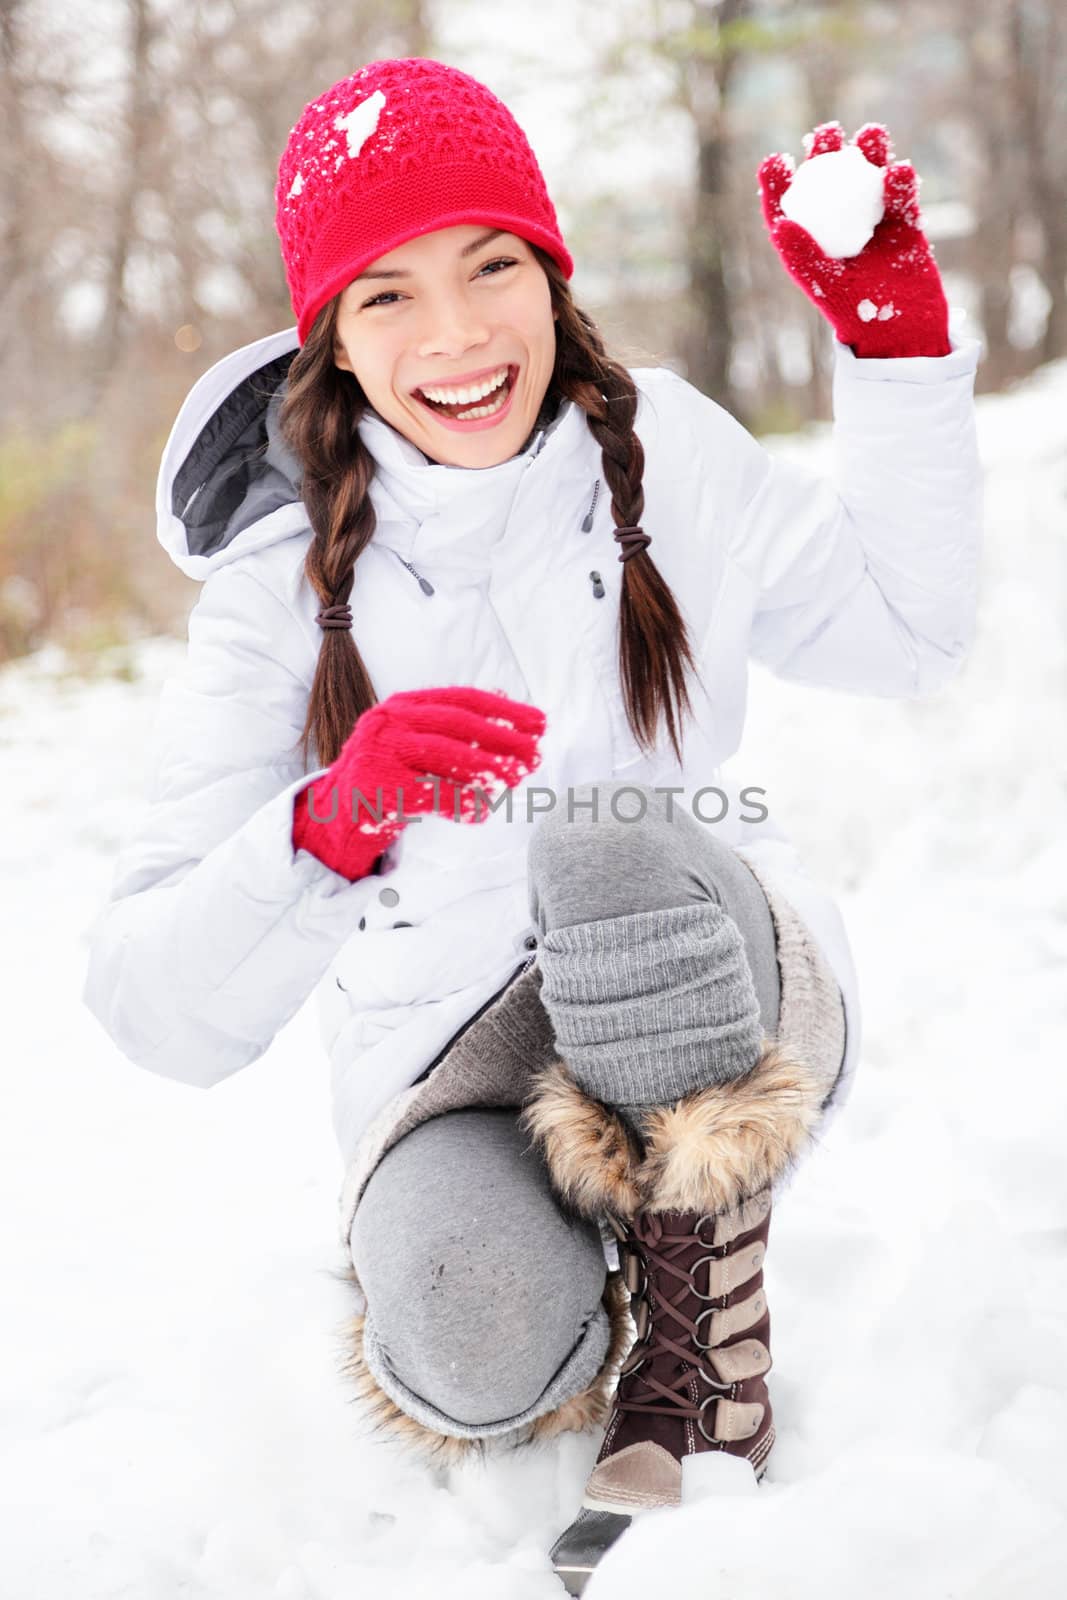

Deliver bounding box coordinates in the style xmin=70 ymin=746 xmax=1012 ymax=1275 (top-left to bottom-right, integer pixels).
xmin=697 ymin=1393 xmax=728 ymax=1445
xmin=690 ymin=1252 xmax=729 ymax=1302
xmin=695 ymin=1365 xmax=732 ymax=1392
xmin=694 ymin=1305 xmax=717 ymax=1350
xmin=695 ymin=1214 xmax=729 ymax=1247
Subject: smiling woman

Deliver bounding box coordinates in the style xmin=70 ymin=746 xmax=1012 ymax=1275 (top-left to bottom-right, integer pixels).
xmin=330 ymin=226 xmax=558 ymax=463
xmin=84 ymin=49 xmax=983 ymax=1600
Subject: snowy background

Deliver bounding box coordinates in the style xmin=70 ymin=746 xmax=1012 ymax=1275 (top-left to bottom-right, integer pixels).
xmin=1 ymin=354 xmax=1065 ymax=1597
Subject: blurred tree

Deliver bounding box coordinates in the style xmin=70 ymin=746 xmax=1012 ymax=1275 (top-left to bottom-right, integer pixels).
xmin=0 ymin=0 xmax=438 ymax=660
xmin=2 ymin=0 xmax=1063 ymax=666
xmin=902 ymin=0 xmax=1065 ymax=388
xmin=0 ymin=0 xmax=89 ymax=429
xmin=1004 ymin=0 xmax=1066 ymax=364
xmin=88 ymin=0 xmax=161 ymax=409
xmin=674 ymin=0 xmax=755 ymax=422
xmin=589 ymin=0 xmax=882 ymax=426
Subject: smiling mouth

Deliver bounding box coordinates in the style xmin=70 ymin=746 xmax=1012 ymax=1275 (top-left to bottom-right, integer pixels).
xmin=414 ymin=366 xmax=517 ymax=420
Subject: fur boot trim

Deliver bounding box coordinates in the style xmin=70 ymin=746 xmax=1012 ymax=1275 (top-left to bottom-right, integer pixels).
xmin=334 ymin=1261 xmax=635 ymax=1464
xmin=517 ymin=1061 xmax=645 ymax=1218
xmin=520 ymin=1039 xmax=825 ymax=1221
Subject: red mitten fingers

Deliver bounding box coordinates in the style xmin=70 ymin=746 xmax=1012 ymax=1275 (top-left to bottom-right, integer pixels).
xmin=374 ymin=690 xmax=545 ymax=816
xmin=882 ymin=159 xmax=921 ymax=227
xmin=757 ymin=120 xmax=951 ymax=359
xmin=807 ymin=119 xmax=846 ymax=157
xmin=383 ymin=723 xmax=542 ymax=823
xmin=385 ymin=684 xmax=548 ymax=737
xmin=757 ymin=151 xmax=795 ymax=232
xmin=292 ymin=685 xmax=546 ymax=882
xmin=853 ymin=122 xmax=891 ymax=168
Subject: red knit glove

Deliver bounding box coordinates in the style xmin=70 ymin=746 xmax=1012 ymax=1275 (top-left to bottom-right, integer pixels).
xmin=758 ymin=121 xmax=951 ymax=359
xmin=292 ymin=686 xmax=546 ymax=883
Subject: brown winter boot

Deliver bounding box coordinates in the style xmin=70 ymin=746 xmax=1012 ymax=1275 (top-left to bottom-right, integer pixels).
xmin=520 ymin=1039 xmax=826 ymax=1594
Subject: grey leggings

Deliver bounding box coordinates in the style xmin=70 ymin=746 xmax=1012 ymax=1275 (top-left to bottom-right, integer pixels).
xmin=349 ymin=781 xmax=781 ymax=1438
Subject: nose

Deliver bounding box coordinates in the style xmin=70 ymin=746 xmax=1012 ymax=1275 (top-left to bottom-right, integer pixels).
xmin=416 ymin=291 xmax=492 ymax=361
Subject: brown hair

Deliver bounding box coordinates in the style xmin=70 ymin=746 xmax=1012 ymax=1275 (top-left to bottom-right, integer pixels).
xmin=279 ymin=245 xmax=702 ymax=771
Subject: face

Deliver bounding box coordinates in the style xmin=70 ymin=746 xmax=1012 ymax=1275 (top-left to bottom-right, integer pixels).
xmin=333 ymin=224 xmax=559 ymax=467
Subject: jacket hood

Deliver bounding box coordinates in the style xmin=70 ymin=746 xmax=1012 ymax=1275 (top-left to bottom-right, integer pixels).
xmin=155 ymin=324 xmax=586 ymax=583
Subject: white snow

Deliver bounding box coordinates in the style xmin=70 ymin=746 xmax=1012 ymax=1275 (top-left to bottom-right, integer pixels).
xmin=780 ymin=144 xmax=887 ymax=258
xmin=2 ymin=358 xmax=1065 ymax=1596
xmin=857 ymin=298 xmax=897 ymax=322
xmin=334 ymin=90 xmax=386 ymax=160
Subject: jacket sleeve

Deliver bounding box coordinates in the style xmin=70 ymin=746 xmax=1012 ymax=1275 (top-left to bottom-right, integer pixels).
xmin=684 ymin=331 xmax=983 ymax=697
xmin=81 ymin=558 xmax=399 ymax=1089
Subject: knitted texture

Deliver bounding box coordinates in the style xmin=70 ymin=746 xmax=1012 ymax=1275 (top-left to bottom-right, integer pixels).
xmin=758 ymin=120 xmax=951 ymax=359
xmin=292 ymin=686 xmax=546 ymax=883
xmin=735 ymin=852 xmax=847 ymax=1112
xmin=536 ymin=903 xmax=765 ymax=1109
xmin=274 ymin=57 xmax=574 ymax=343
xmin=336 ymin=875 xmax=848 ymax=1258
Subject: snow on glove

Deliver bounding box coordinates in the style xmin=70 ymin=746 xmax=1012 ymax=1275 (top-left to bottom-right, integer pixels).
xmin=292 ymin=685 xmax=547 ymax=883
xmin=758 ymin=120 xmax=951 ymax=359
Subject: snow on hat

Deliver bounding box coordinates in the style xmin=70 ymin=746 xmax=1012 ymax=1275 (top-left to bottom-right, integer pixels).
xmin=274 ymin=57 xmax=574 ymax=345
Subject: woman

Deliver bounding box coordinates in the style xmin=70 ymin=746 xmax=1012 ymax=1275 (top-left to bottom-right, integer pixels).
xmin=83 ymin=56 xmax=982 ymax=1592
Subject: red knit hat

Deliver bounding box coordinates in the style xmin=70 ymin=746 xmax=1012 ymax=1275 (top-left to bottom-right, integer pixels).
xmin=274 ymin=57 xmax=574 ymax=345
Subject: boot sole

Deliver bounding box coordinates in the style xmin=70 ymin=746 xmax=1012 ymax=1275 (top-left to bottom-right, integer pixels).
xmin=553 ymin=1457 xmax=771 ymax=1591
xmin=577 ymin=1453 xmax=770 ymax=1517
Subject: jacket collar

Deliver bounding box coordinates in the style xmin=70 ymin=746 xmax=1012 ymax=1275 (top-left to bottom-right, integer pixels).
xmin=359 ymin=392 xmax=595 ymax=578
xmin=154 ymin=322 xmax=602 ymax=583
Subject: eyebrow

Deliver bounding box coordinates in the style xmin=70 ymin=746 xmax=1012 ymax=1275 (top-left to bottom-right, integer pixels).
xmin=353 ymin=229 xmax=509 ymax=281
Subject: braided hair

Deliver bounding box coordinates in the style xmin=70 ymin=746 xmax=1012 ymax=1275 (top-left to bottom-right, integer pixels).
xmin=279 ymin=245 xmax=702 ymax=771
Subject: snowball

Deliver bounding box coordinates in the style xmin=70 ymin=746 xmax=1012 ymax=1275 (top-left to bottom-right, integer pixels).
xmin=334 ymin=89 xmax=387 ymax=160
xmin=779 ymin=144 xmax=886 ymax=259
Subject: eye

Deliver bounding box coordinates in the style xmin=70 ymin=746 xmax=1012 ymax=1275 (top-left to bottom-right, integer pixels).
xmin=360 ymin=257 xmax=517 ymax=309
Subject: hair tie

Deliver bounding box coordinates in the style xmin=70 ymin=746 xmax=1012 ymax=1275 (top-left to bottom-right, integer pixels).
xmin=316 ymin=602 xmax=353 ymax=631
xmin=613 ymin=525 xmax=652 ymax=563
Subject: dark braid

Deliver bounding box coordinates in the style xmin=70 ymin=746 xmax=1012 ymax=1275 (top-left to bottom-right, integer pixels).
xmin=548 ymin=269 xmax=701 ymax=765
xmin=280 ymin=246 xmax=704 ymax=770
xmin=279 ymin=314 xmax=378 ymax=770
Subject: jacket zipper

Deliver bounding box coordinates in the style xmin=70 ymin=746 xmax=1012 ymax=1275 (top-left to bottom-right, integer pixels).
xmin=410 ymin=949 xmax=537 ymax=1084
xmin=580 ymin=478 xmax=601 ymax=532
xmin=391 ymin=549 xmax=435 ymax=594
xmin=390 ymin=476 xmax=603 ymax=599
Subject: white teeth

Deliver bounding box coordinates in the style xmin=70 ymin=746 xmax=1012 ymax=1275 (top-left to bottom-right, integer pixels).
xmin=419 ymin=366 xmax=510 ymax=405
xmin=452 ymin=384 xmax=511 ymax=421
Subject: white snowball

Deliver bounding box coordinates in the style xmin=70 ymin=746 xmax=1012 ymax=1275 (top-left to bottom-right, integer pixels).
xmin=779 ymin=144 xmax=886 ymax=259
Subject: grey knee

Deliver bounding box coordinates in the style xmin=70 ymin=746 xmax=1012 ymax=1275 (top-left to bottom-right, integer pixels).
xmin=528 ymin=780 xmax=678 ymax=924
xmin=529 ymin=779 xmax=750 ymax=926
xmin=528 ymin=783 xmax=781 ymax=1035
xmin=533 ymin=779 xmax=747 ymax=886
xmin=349 ymin=1111 xmax=608 ymax=1428
xmin=531 ymin=779 xmax=663 ymax=840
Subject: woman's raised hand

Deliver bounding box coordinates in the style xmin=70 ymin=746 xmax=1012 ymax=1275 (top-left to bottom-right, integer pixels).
xmin=757 ymin=120 xmax=952 ymax=359
xmin=292 ymin=685 xmax=547 ymax=882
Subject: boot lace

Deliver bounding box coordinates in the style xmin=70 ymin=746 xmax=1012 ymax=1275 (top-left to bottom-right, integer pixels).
xmin=612 ymin=1210 xmax=735 ymax=1446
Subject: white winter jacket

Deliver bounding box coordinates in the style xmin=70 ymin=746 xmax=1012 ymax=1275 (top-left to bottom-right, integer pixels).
xmin=83 ymin=322 xmax=983 ymax=1210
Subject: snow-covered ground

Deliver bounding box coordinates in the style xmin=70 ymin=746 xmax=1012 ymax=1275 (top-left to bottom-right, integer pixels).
xmin=2 ymin=355 xmax=1064 ymax=1598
